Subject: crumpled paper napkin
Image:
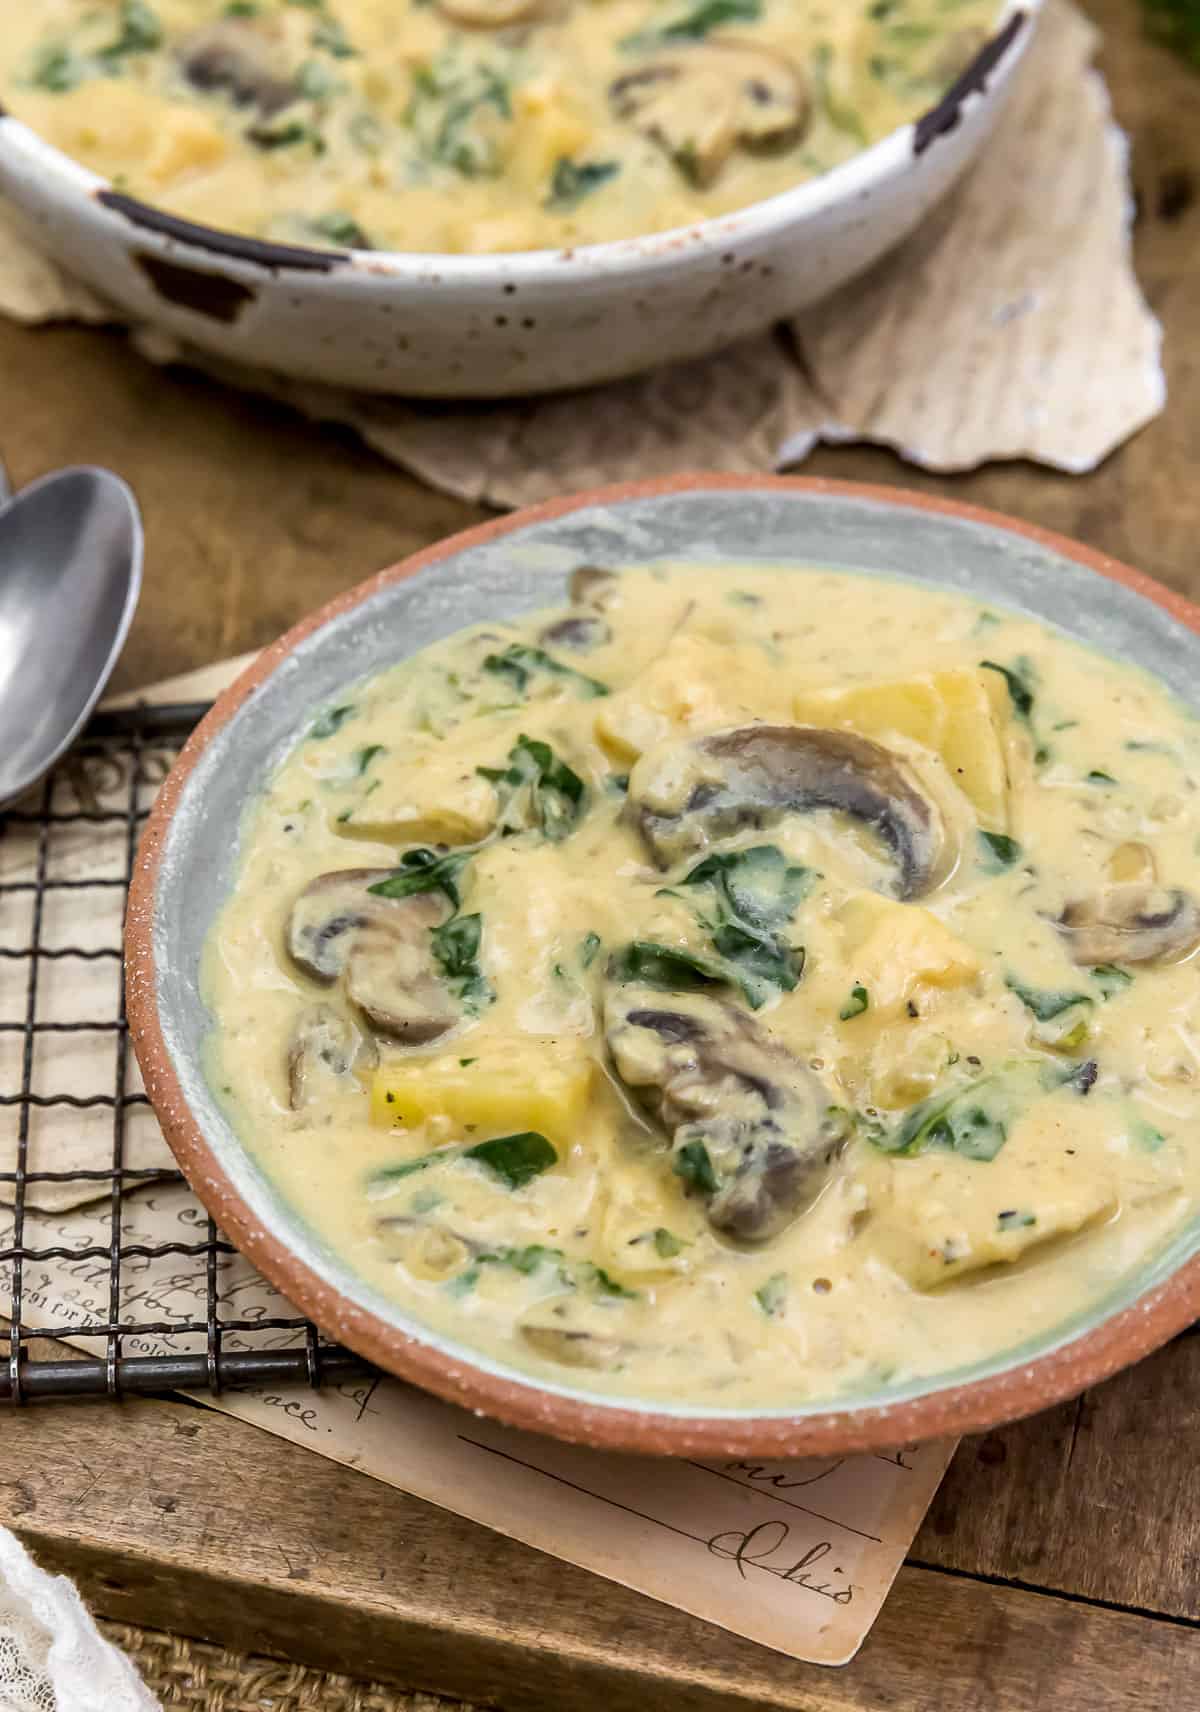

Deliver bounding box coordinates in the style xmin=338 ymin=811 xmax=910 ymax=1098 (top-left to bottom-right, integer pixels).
xmin=0 ymin=2 xmax=1163 ymax=510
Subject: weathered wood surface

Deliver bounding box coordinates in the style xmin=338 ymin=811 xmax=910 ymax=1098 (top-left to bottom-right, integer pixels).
xmin=6 ymin=1394 xmax=1196 ymax=1712
xmin=1 ymin=0 xmax=1198 ymax=1698
xmin=916 ymin=1333 xmax=1200 ymax=1621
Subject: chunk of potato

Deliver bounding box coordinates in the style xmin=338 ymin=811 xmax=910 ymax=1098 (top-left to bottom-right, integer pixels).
xmin=371 ymin=1039 xmax=593 ymax=1143
xmin=837 ymin=893 xmax=979 ymax=1024
xmin=596 ymin=634 xmax=787 ymax=762
xmin=792 ymin=669 xmax=1011 ymax=829
xmin=338 ymin=747 xmax=498 ymax=845
xmin=872 ymin=1165 xmax=1116 ymax=1289
xmin=148 ymin=111 xmax=228 ymax=185
xmin=509 ymin=81 xmax=592 ymax=184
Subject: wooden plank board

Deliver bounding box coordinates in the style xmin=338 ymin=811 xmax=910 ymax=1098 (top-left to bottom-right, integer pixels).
xmin=916 ymin=1334 xmax=1200 ymax=1620
xmin=8 ymin=1394 xmax=1196 ymax=1712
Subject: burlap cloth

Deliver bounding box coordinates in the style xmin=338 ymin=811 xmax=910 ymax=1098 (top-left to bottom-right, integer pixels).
xmin=103 ymin=1622 xmax=478 ymax=1712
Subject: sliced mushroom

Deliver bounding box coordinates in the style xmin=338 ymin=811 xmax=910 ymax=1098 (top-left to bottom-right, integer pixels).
xmin=611 ymin=42 xmax=809 ymax=189
xmin=629 ymin=725 xmax=943 ymax=898
xmin=287 ymin=869 xmax=459 ymax=1042
xmin=569 ymin=566 xmax=619 ymax=610
xmin=604 ymin=985 xmax=848 ymax=1241
xmin=179 ymin=20 xmax=297 ymax=116
xmin=520 ymin=1326 xmax=629 ymax=1369
xmin=377 ymin=1217 xmax=478 ymax=1279
xmin=437 ymin=0 xmax=543 ymax=25
xmin=538 ymin=566 xmax=618 ymax=651
xmin=287 ymin=1004 xmax=374 ymax=1110
xmin=1058 ymin=884 xmax=1200 ymax=966
xmin=539 ymin=614 xmax=611 ymax=652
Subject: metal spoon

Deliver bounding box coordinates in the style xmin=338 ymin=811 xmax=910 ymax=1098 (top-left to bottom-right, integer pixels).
xmin=0 ymin=460 xmax=143 ymax=808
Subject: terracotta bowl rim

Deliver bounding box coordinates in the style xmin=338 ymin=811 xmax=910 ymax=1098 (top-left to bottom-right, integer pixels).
xmin=125 ymin=473 xmax=1200 ymax=1456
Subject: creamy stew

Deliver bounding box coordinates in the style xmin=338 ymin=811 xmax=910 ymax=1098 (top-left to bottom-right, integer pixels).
xmin=204 ymin=562 xmax=1200 ymax=1407
xmin=4 ymin=0 xmax=999 ymax=254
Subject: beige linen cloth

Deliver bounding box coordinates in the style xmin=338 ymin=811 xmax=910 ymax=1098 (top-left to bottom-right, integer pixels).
xmin=0 ymin=1 xmax=1163 ymax=508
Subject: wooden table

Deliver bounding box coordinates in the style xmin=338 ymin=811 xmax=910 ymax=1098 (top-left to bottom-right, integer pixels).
xmin=2 ymin=0 xmax=1198 ymax=1702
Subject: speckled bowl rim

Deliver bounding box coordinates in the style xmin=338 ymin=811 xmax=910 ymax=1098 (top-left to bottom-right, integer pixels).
xmin=126 ymin=474 xmax=1200 ymax=1456
xmin=0 ymin=5 xmax=1035 ymax=281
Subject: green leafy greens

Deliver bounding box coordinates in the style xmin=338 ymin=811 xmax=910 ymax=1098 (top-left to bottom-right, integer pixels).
xmin=546 ymin=158 xmax=620 ymax=210
xmin=431 ymin=913 xmax=491 ymax=1010
xmin=31 ymin=45 xmax=84 ymax=90
xmin=623 ymin=0 xmax=761 ymax=45
xmin=673 ymin=845 xmax=812 ymax=1008
xmin=369 ymin=849 xmax=490 ymax=1010
xmin=608 ymin=941 xmax=728 ymax=991
xmin=673 ymin=1138 xmax=720 ymax=1195
xmin=352 ymin=744 xmax=385 ymax=776
xmin=100 ymin=1 xmax=163 ymax=62
xmin=478 ymin=734 xmax=587 ymax=842
xmin=1006 ymin=979 xmax=1092 ymax=1023
xmin=980 ymin=658 xmax=1035 ymax=719
xmin=466 ymin=1131 xmax=557 ymax=1189
xmin=1007 ymin=977 xmax=1092 ymax=1049
xmin=309 ymin=702 xmax=356 ymax=738
xmin=371 ymin=1131 xmax=557 ymax=1192
xmin=472 ymin=1243 xmax=639 ymax=1297
xmin=406 ymin=59 xmax=511 ymax=178
xmin=308 ymin=211 xmax=371 ymax=248
xmin=755 ymin=1273 xmax=789 ymax=1317
xmin=1091 ymin=963 xmax=1133 ymax=999
xmin=978 ymin=830 xmax=1021 ymax=872
xmin=311 ymin=14 xmax=356 ymax=55
xmin=868 ymin=1060 xmax=1092 ymax=1163
xmin=482 ymin=642 xmax=609 ymax=699
xmin=368 ymin=848 xmax=473 ymax=909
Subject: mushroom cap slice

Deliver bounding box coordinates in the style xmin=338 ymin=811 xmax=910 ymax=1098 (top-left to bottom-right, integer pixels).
xmin=1058 ymin=884 xmax=1200 ymax=966
xmin=629 ymin=724 xmax=943 ymax=898
xmin=611 ymin=42 xmax=809 ymax=188
xmin=569 ymin=566 xmax=619 ymax=610
xmin=520 ymin=1326 xmax=630 ymax=1370
xmin=179 ymin=20 xmax=298 ymax=116
xmin=539 ymin=614 xmax=611 ymax=653
xmin=604 ymin=985 xmax=847 ymax=1242
xmin=287 ymin=869 xmax=459 ymax=1042
xmin=287 ymin=1004 xmax=375 ymax=1110
xmin=539 ymin=566 xmax=618 ymax=650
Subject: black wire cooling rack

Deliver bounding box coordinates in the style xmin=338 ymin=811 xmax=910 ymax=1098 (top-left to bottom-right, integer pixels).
xmin=0 ymin=701 xmax=369 ymax=1403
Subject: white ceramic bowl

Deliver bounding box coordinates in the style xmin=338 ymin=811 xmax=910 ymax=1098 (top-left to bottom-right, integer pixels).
xmin=0 ymin=6 xmax=1036 ymax=397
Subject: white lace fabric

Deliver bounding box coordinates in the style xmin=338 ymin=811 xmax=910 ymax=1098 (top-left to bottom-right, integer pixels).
xmin=0 ymin=1528 xmax=159 ymax=1711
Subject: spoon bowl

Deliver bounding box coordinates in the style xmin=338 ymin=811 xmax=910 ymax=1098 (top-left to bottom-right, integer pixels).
xmin=0 ymin=467 xmax=143 ymax=808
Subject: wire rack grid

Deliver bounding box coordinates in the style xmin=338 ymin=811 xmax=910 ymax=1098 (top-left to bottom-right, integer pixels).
xmin=0 ymin=701 xmax=369 ymax=1403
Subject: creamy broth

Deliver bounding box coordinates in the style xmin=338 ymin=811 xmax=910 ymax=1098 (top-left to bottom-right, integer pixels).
xmin=204 ymin=563 xmax=1200 ymax=1407
xmin=3 ymin=0 xmax=998 ymax=254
